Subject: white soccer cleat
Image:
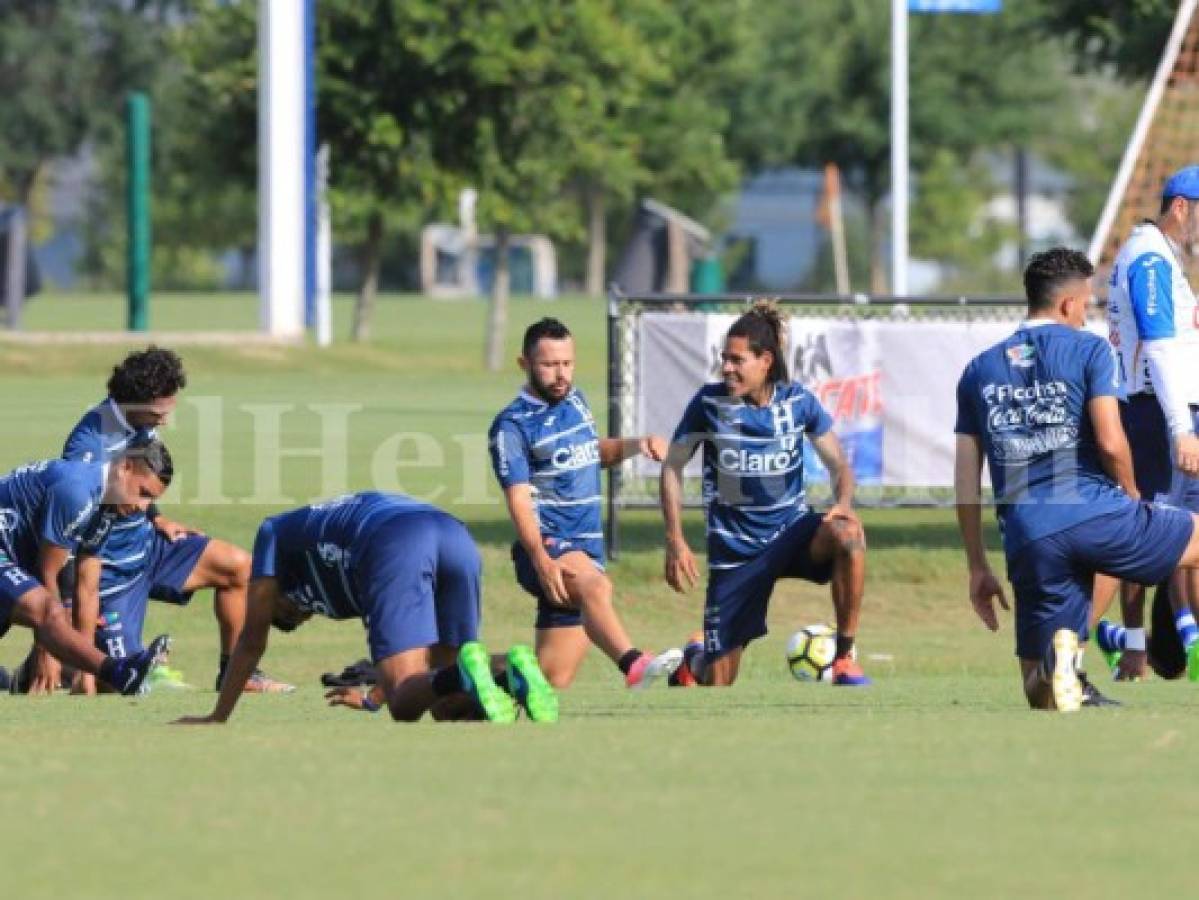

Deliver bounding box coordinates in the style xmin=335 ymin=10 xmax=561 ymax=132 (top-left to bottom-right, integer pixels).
xmin=1048 ymin=629 xmax=1082 ymax=713
xmin=626 ymin=648 xmax=684 ymax=690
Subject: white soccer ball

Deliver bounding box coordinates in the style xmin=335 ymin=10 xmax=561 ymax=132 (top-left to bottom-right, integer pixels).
xmin=785 ymin=624 xmax=837 ymax=682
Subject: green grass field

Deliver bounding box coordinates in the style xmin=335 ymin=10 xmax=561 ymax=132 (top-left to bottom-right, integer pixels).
xmin=2 ymin=293 xmax=1197 ymax=899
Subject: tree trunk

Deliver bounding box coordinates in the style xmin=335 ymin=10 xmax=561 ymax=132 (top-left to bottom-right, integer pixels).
xmin=869 ymin=197 xmax=888 ymax=295
xmin=485 ymin=227 xmax=510 ymax=372
xmin=5 ymin=168 xmax=39 ymax=330
xmin=585 ymin=184 xmax=606 ymax=298
xmin=351 ymin=211 xmax=383 ymax=342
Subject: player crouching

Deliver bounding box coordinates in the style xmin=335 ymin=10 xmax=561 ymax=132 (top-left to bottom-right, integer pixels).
xmin=174 ymin=492 xmax=557 ymax=725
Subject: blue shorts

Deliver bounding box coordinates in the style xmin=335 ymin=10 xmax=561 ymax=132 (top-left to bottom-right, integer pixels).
xmin=1122 ymin=395 xmax=1199 ymax=511
xmin=1007 ymin=499 xmax=1194 ymax=660
xmin=0 ymin=548 xmax=40 ymax=638
xmin=703 ymin=511 xmax=832 ymax=659
xmin=356 ymin=513 xmax=481 ymax=661
xmin=253 ymin=509 xmax=482 ymax=662
xmin=512 ymin=539 xmax=605 ymax=629
xmin=94 ymin=533 xmax=209 ymax=658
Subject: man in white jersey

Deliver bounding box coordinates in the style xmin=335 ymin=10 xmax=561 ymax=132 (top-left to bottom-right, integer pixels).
xmin=1102 ymin=166 xmax=1199 ymax=679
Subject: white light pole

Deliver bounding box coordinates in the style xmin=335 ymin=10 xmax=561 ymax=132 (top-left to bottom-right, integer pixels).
xmin=258 ymin=0 xmax=305 ymax=338
xmin=891 ymin=0 xmax=909 ymax=297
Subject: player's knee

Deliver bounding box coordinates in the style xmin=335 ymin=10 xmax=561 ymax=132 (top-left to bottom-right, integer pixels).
xmin=578 ymin=574 xmax=613 ymax=609
xmin=544 ymin=666 xmax=576 ymax=690
xmin=16 ymin=588 xmax=57 ymax=631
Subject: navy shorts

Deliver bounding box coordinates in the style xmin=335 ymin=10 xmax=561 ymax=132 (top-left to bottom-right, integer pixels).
xmin=0 ymin=548 xmax=40 ymax=638
xmin=1122 ymin=395 xmax=1199 ymax=511
xmin=94 ymin=533 xmax=209 ymax=658
xmin=356 ymin=512 xmax=482 ymax=661
xmin=703 ymin=511 xmax=832 ymax=659
xmin=512 ymin=539 xmax=605 ymax=630
xmin=1007 ymin=499 xmax=1194 ymax=660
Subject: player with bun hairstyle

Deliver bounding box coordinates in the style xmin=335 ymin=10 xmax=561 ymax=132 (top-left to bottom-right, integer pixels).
xmin=660 ymin=300 xmax=871 ymax=687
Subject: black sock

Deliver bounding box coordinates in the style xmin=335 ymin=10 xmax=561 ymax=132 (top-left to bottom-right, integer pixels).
xmin=217 ymin=654 xmax=230 ymax=677
xmin=617 ymin=649 xmax=643 ymax=675
xmin=835 ymin=635 xmax=855 ymax=660
xmin=431 ymin=665 xmax=466 ymax=697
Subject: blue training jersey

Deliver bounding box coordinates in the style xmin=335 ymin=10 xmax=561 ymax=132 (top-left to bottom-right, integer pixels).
xmin=0 ymin=459 xmax=108 ymax=574
xmin=955 ymin=320 xmax=1129 ymax=556
xmin=264 ymin=492 xmax=437 ymax=620
xmin=488 ymin=387 xmax=605 ymax=561
xmin=670 ymin=381 xmax=833 ymax=569
xmin=62 ymin=399 xmax=157 ymax=594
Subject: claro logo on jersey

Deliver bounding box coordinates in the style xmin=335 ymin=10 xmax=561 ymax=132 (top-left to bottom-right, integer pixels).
xmin=552 ymin=439 xmax=600 ymax=469
xmin=718 ymin=436 xmax=800 ymax=474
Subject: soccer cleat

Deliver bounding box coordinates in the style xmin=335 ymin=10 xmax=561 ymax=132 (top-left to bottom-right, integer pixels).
xmin=1043 ymin=629 xmax=1082 ymax=713
xmin=320 ymin=658 xmax=378 ymax=688
xmin=120 ymin=634 xmax=171 ymax=696
xmin=458 ymin=641 xmax=516 ymax=723
xmin=243 ymin=669 xmax=296 ymax=694
xmin=148 ymin=664 xmax=191 ymax=691
xmin=505 ymin=644 xmax=559 ymax=723
xmin=0 ymin=666 xmax=10 ymax=693
xmin=831 ymin=656 xmax=872 ymax=686
xmin=671 ymin=632 xmax=704 ymax=687
xmin=1079 ymin=671 xmax=1121 ymax=708
xmin=1186 ymin=639 xmax=1199 ymax=683
xmin=626 ymin=648 xmax=683 ymax=690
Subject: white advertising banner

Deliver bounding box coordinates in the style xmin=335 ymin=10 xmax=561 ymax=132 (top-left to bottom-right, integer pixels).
xmin=633 ymin=312 xmax=1104 ymax=491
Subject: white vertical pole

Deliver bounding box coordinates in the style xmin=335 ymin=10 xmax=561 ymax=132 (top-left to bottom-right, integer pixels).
xmin=891 ymin=0 xmax=909 ymax=297
xmin=258 ymin=0 xmax=305 ymax=337
xmin=315 ymin=144 xmax=332 ymax=347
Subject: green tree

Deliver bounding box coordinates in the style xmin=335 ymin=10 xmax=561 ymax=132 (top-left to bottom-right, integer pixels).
xmin=1038 ymin=0 xmax=1177 ymax=79
xmin=727 ymin=0 xmax=1063 ymax=291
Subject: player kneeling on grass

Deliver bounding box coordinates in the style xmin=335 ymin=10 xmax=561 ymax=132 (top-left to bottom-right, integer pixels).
xmin=174 ymin=492 xmax=558 ymax=725
xmin=487 ymin=317 xmax=682 ymax=691
xmin=659 ymin=301 xmax=871 ymax=687
xmin=0 ymin=441 xmax=170 ymax=697
xmin=954 ymin=247 xmax=1199 ymax=712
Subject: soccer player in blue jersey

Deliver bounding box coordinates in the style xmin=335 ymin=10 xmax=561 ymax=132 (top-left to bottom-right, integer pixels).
xmin=660 ymin=302 xmax=871 ymax=687
xmin=1095 ymin=167 xmax=1199 ymax=680
xmin=955 ymin=247 xmax=1199 ymax=711
xmin=0 ymin=443 xmax=170 ymax=696
xmin=489 ymin=318 xmax=682 ymax=690
xmin=175 ymin=492 xmax=557 ymax=724
xmin=49 ymin=347 xmax=291 ymax=694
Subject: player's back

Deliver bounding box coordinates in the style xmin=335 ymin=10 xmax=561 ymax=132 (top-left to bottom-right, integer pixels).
xmin=0 ymin=459 xmax=104 ymax=567
xmin=62 ymin=398 xmax=152 ymax=465
xmin=956 ymin=322 xmax=1127 ymax=553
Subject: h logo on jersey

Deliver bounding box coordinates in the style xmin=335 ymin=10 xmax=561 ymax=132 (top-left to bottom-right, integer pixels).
xmin=771 ymin=403 xmax=796 ymax=435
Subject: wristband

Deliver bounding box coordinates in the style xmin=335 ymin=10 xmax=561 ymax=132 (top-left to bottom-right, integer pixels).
xmin=360 ymin=693 xmax=381 ymax=713
xmin=1125 ymin=628 xmax=1146 ymax=652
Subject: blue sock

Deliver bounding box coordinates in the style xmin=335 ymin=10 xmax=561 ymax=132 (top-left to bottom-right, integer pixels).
xmin=1175 ymin=610 xmax=1199 ymax=651
xmin=1096 ymin=620 xmax=1127 ymax=654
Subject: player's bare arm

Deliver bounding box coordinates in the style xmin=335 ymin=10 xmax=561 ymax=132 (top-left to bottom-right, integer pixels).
xmin=500 ymin=483 xmax=570 ymax=605
xmin=659 ymin=441 xmax=700 ymax=592
xmin=1088 ymin=395 xmax=1140 ymax=499
xmin=811 ymin=430 xmax=859 ymax=529
xmin=954 ymin=434 xmax=1008 ymax=631
xmin=28 ymin=541 xmax=72 ymax=694
xmin=70 ymin=553 xmax=102 ymax=695
xmin=174 ymin=578 xmax=276 ymax=725
xmin=599 ymin=435 xmax=667 ymax=468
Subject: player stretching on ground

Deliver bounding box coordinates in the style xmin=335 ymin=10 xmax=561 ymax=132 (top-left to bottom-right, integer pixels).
xmin=1094 ymin=166 xmax=1199 ymax=679
xmin=52 ymin=347 xmax=289 ymax=694
xmin=955 ymin=247 xmax=1199 ymax=711
xmin=659 ymin=301 xmax=871 ymax=687
xmin=0 ymin=443 xmax=169 ymax=696
xmin=175 ymin=492 xmax=557 ymax=725
xmin=488 ymin=318 xmax=681 ymax=690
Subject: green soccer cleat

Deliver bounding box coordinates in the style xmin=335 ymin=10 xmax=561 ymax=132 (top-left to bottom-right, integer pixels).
xmin=506 ymin=644 xmax=559 ymax=723
xmin=1187 ymin=640 xmax=1199 ymax=683
xmin=457 ymin=642 xmax=516 ymax=724
xmin=1101 ymin=647 xmax=1122 ymax=675
xmin=148 ymin=664 xmax=191 ymax=691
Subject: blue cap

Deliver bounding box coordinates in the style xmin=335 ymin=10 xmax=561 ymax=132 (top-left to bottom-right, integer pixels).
xmin=1163 ymin=166 xmax=1199 ymax=200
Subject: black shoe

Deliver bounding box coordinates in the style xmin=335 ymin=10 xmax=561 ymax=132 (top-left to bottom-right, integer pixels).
xmin=0 ymin=666 xmax=10 ymax=693
xmin=1079 ymin=671 xmax=1121 ymax=708
xmin=120 ymin=634 xmax=171 ymax=696
xmin=320 ymin=658 xmax=378 ymax=688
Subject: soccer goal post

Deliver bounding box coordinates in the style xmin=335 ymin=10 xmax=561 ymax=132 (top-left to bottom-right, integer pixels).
xmin=603 ymin=289 xmax=1098 ymax=557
